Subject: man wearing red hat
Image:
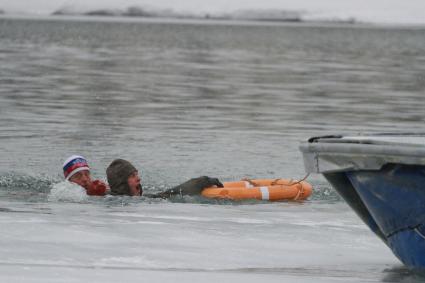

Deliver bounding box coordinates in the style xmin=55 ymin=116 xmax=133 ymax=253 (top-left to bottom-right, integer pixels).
xmin=63 ymin=155 xmax=108 ymax=196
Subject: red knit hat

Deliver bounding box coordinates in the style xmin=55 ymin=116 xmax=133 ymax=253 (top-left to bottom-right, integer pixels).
xmin=63 ymin=155 xmax=90 ymax=180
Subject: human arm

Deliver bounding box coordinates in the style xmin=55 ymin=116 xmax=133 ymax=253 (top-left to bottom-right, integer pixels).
xmin=144 ymin=176 xmax=223 ymax=199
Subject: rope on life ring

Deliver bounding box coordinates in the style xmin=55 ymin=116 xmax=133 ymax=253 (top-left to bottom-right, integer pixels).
xmin=294 ymin=181 xmax=307 ymax=200
xmin=243 ymin=173 xmax=310 ymax=188
xmin=241 ymin=178 xmax=259 ymax=187
xmin=289 ymin=173 xmax=310 ymax=200
xmin=242 ymin=173 xmax=311 ymax=200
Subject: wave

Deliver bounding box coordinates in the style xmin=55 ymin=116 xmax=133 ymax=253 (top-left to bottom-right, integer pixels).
xmin=0 ymin=173 xmax=56 ymax=202
xmin=48 ymin=181 xmax=88 ymax=202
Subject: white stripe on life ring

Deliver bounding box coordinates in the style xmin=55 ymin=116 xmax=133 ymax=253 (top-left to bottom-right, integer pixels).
xmin=260 ymin=187 xmax=269 ymax=200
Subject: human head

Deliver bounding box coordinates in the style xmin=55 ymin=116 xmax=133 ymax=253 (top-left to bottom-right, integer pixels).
xmin=106 ymin=159 xmax=142 ymax=196
xmin=63 ymin=155 xmax=92 ymax=191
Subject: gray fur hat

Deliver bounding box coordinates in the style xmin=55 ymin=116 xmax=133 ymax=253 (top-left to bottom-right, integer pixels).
xmin=106 ymin=159 xmax=137 ymax=195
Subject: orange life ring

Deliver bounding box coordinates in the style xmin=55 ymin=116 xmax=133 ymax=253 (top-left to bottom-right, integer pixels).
xmin=202 ymin=178 xmax=312 ymax=201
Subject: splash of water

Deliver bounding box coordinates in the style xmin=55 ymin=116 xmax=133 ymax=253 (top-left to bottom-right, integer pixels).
xmin=48 ymin=181 xmax=88 ymax=202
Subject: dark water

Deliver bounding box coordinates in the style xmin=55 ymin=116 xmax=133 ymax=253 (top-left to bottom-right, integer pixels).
xmin=1 ymin=17 xmax=424 ymax=183
xmin=1 ymin=16 xmax=425 ymax=282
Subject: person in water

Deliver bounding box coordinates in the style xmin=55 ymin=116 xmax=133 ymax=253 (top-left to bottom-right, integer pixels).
xmin=106 ymin=159 xmax=223 ymax=197
xmin=63 ymin=155 xmax=108 ymax=196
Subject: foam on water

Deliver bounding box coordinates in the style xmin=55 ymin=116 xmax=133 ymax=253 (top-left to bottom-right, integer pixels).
xmin=48 ymin=181 xmax=88 ymax=202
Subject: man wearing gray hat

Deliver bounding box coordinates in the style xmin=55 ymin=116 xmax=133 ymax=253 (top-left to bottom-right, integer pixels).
xmin=106 ymin=159 xmax=223 ymax=198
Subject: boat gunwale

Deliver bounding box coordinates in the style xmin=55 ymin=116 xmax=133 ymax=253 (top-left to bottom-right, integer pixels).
xmin=300 ymin=136 xmax=425 ymax=173
xmin=300 ymin=142 xmax=425 ymax=157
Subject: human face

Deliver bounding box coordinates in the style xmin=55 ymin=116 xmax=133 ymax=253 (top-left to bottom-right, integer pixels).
xmin=127 ymin=171 xmax=142 ymax=196
xmin=69 ymin=170 xmax=92 ymax=191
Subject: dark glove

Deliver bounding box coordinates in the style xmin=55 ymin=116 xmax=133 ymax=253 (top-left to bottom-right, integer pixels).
xmin=149 ymin=176 xmax=223 ymax=198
